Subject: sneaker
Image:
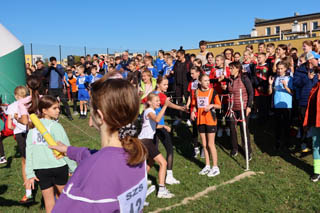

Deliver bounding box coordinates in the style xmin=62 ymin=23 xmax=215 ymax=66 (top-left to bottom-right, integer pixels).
xmin=165 ymin=176 xmax=180 ymax=185
xmin=73 ymin=111 xmax=78 ymax=116
xmin=199 ymin=166 xmax=211 ymax=175
xmin=301 ymin=143 xmax=310 ymax=152
xmin=225 ymin=128 xmax=230 ymax=137
xmin=186 ymin=119 xmax=192 ymax=127
xmin=0 ymin=156 xmax=7 ymax=164
xmin=19 ymin=195 xmax=34 ymax=204
xmin=311 ymin=174 xmax=320 ymax=182
xmin=147 ymin=179 xmax=152 ymax=186
xmin=144 ymin=201 xmax=149 ymax=207
xmin=248 ymin=153 xmax=252 ymax=161
xmin=172 ymin=119 xmax=181 ymax=126
xmin=67 ymin=116 xmax=73 ymax=121
xmin=146 ymin=185 xmax=156 ymax=197
xmin=194 ymin=147 xmax=200 ymax=158
xmin=207 ymin=167 xmax=220 ymax=177
xmin=200 ymin=149 xmax=205 ymax=158
xmin=230 ymin=150 xmax=238 ymax=157
xmin=217 ymin=128 xmax=223 ymax=137
xmin=157 ymin=187 xmax=175 ymax=198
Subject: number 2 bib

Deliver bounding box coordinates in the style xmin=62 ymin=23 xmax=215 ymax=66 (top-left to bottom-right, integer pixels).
xmin=197 ymin=89 xmax=212 ymax=109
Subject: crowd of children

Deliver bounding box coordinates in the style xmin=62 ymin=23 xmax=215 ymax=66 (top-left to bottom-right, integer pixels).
xmin=0 ymin=39 xmax=319 ymax=211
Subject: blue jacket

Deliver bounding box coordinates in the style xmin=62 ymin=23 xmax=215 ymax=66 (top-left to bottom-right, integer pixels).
xmin=293 ymin=63 xmax=318 ymax=107
xmin=42 ymin=64 xmax=65 ymax=89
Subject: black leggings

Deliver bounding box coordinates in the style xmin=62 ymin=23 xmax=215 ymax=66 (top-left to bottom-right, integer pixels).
xmin=0 ymin=136 xmax=4 ymax=157
xmin=274 ymin=108 xmax=292 ymax=145
xmin=154 ymin=128 xmax=174 ymax=170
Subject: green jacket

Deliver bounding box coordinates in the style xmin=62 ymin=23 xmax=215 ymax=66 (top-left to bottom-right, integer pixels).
xmin=25 ymin=119 xmax=77 ymax=179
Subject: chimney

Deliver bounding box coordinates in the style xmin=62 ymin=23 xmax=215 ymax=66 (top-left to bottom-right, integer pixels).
xmin=294 ymin=12 xmax=300 ymax=16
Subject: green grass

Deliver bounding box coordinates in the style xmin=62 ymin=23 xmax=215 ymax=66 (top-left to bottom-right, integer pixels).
xmin=0 ymin=114 xmax=319 ymax=213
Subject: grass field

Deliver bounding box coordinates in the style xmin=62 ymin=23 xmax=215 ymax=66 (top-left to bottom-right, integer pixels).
xmin=0 ymin=112 xmax=319 ymax=213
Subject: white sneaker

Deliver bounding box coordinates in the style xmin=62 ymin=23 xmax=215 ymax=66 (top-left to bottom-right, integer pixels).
xmin=173 ymin=119 xmax=181 ymax=126
xmin=207 ymin=167 xmax=220 ymax=177
xmin=166 ymin=176 xmax=180 ymax=185
xmin=147 ymin=179 xmax=152 ymax=185
xmin=146 ymin=185 xmax=156 ymax=197
xmin=225 ymin=128 xmax=230 ymax=137
xmin=157 ymin=187 xmax=175 ymax=198
xmin=144 ymin=201 xmax=149 ymax=206
xmin=0 ymin=156 xmax=7 ymax=164
xmin=73 ymin=111 xmax=78 ymax=116
xmin=217 ymin=128 xmax=223 ymax=137
xmin=194 ymin=147 xmax=200 ymax=158
xmin=199 ymin=166 xmax=211 ymax=175
xmin=186 ymin=119 xmax=192 ymax=127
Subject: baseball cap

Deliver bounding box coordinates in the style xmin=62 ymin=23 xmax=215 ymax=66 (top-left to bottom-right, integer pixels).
xmin=306 ymin=51 xmax=320 ymax=60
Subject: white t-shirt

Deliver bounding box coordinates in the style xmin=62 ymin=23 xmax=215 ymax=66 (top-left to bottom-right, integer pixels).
xmin=138 ymin=108 xmax=157 ymax=139
xmin=7 ymin=101 xmax=27 ymax=134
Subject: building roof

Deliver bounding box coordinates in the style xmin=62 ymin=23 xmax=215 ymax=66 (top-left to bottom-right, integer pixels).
xmin=255 ymin=12 xmax=320 ymax=26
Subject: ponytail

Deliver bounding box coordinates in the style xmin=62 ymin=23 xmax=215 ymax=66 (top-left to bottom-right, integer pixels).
xmin=121 ymin=136 xmax=147 ymax=166
xmin=26 ymin=76 xmax=41 ymax=115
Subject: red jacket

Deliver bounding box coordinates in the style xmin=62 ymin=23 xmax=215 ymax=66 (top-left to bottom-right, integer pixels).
xmin=304 ymin=82 xmax=320 ymax=127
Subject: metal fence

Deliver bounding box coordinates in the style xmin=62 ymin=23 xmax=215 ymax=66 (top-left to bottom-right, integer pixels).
xmin=23 ymin=43 xmax=159 ymax=65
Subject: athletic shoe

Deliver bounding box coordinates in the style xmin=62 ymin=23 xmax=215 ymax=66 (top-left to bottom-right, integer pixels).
xmin=73 ymin=111 xmax=78 ymax=116
xmin=248 ymin=153 xmax=252 ymax=161
xmin=225 ymin=128 xmax=230 ymax=137
xmin=157 ymin=188 xmax=175 ymax=198
xmin=146 ymin=185 xmax=156 ymax=197
xmin=0 ymin=156 xmax=7 ymax=164
xmin=194 ymin=147 xmax=200 ymax=158
xmin=165 ymin=176 xmax=180 ymax=185
xmin=200 ymin=149 xmax=205 ymax=158
xmin=199 ymin=166 xmax=211 ymax=175
xmin=217 ymin=128 xmax=223 ymax=137
xmin=207 ymin=167 xmax=220 ymax=177
xmin=186 ymin=119 xmax=192 ymax=127
xmin=172 ymin=119 xmax=181 ymax=126
xmin=67 ymin=116 xmax=73 ymax=121
xmin=19 ymin=195 xmax=34 ymax=204
xmin=144 ymin=201 xmax=149 ymax=206
xmin=147 ymin=179 xmax=152 ymax=185
xmin=301 ymin=143 xmax=311 ymax=152
xmin=311 ymin=174 xmax=320 ymax=182
xmin=230 ymin=150 xmax=238 ymax=157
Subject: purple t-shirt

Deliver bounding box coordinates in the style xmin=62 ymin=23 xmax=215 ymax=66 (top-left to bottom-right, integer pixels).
xmin=53 ymin=146 xmax=147 ymax=212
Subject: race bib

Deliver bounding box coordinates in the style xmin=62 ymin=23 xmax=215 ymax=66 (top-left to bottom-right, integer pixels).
xmin=32 ymin=129 xmax=47 ymax=145
xmin=191 ymin=81 xmax=198 ymax=90
xmin=215 ymin=68 xmax=224 ymax=78
xmin=117 ymin=176 xmax=147 ymax=213
xmin=78 ymin=77 xmax=85 ymax=84
xmin=165 ymin=67 xmax=172 ymax=75
xmin=197 ymin=96 xmax=209 ymax=109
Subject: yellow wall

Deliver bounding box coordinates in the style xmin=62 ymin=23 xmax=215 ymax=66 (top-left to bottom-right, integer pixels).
xmin=186 ymin=34 xmax=320 ymax=57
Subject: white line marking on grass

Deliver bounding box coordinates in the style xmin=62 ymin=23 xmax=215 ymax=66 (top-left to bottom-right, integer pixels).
xmin=149 ymin=171 xmax=264 ymax=213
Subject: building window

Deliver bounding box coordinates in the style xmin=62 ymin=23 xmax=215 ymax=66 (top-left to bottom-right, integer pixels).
xmin=313 ymin=22 xmax=318 ymax=30
xmin=302 ymin=23 xmax=307 ymax=32
xmin=266 ymin=27 xmax=271 ymax=36
xmin=275 ymin=26 xmax=280 ymax=34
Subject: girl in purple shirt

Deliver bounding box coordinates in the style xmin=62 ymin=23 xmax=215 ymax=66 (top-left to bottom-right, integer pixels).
xmin=50 ymin=78 xmax=148 ymax=212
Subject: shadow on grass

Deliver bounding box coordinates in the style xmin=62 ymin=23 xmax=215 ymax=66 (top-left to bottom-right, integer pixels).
xmin=171 ymin=123 xmax=205 ymax=169
xmin=0 ymin=185 xmax=8 ymax=195
xmin=250 ymin=117 xmax=313 ymax=175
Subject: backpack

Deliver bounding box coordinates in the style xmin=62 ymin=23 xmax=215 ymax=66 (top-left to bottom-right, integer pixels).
xmin=0 ymin=112 xmax=15 ymax=137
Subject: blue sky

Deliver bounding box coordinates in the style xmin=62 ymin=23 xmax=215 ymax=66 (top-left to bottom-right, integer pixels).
xmin=1 ymin=0 xmax=319 ymax=57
